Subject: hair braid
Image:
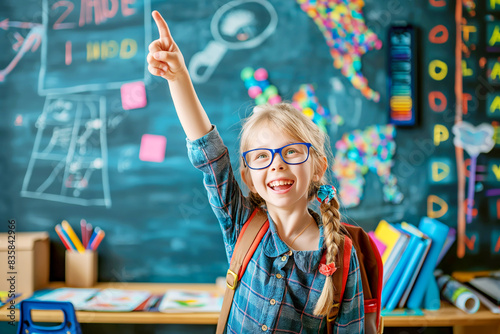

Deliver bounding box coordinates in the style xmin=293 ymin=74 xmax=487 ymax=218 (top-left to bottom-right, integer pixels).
xmin=313 ymin=196 xmax=342 ymax=316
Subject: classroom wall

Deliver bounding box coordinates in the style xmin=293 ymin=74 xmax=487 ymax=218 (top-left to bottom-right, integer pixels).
xmin=1 ymin=0 xmax=499 ymax=293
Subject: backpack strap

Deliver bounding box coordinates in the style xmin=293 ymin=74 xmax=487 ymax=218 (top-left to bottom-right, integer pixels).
xmin=326 ymin=235 xmax=352 ymax=334
xmin=216 ymin=208 xmax=269 ymax=334
xmin=341 ymin=223 xmax=383 ymax=333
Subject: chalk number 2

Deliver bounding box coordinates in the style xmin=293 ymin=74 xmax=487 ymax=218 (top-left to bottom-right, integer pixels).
xmin=52 ymin=1 xmax=75 ymax=30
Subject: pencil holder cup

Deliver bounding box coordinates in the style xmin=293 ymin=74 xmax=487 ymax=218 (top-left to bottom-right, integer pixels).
xmin=65 ymin=251 xmax=97 ymax=288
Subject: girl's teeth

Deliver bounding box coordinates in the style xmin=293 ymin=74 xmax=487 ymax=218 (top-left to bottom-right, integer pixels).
xmin=270 ymin=180 xmax=293 ymax=187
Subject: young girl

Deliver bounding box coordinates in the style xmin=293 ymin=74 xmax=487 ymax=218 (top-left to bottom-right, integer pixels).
xmin=147 ymin=10 xmax=364 ymax=333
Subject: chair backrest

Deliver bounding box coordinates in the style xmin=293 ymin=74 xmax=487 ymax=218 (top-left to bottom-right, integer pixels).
xmin=17 ymin=300 xmax=82 ymax=334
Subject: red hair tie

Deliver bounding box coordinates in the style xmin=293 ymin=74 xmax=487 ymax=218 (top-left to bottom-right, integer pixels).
xmin=319 ymin=262 xmax=337 ymax=276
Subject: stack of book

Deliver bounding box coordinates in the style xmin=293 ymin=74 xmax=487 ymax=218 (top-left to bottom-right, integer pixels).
xmin=370 ymin=217 xmax=455 ymax=311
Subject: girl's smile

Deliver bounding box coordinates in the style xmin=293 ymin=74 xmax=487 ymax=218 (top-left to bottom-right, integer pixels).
xmin=267 ymin=178 xmax=295 ymax=193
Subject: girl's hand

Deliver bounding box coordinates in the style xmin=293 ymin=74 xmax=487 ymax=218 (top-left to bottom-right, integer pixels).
xmin=147 ymin=11 xmax=186 ymax=81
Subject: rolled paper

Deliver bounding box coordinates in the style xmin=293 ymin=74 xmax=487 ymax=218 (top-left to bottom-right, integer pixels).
xmin=437 ymin=274 xmax=480 ymax=314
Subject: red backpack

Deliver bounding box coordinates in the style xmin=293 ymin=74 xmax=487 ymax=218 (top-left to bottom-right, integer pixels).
xmin=217 ymin=209 xmax=383 ymax=334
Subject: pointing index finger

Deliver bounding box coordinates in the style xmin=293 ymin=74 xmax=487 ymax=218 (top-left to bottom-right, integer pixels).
xmin=152 ymin=10 xmax=172 ymax=40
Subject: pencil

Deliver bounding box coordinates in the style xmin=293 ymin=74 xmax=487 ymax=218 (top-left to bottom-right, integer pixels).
xmin=86 ymin=223 xmax=93 ymax=248
xmin=90 ymin=230 xmax=105 ymax=251
xmin=62 ymin=220 xmax=85 ymax=253
xmin=58 ymin=224 xmax=76 ymax=251
xmin=87 ymin=227 xmax=100 ymax=250
xmin=55 ymin=225 xmax=72 ymax=251
xmin=81 ymin=219 xmax=87 ymax=248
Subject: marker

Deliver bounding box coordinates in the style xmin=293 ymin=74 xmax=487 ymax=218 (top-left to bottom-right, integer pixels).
xmin=87 ymin=227 xmax=100 ymax=250
xmin=62 ymin=220 xmax=85 ymax=253
xmin=58 ymin=224 xmax=76 ymax=251
xmin=55 ymin=225 xmax=72 ymax=251
xmin=86 ymin=223 xmax=93 ymax=247
xmin=90 ymin=230 xmax=105 ymax=251
xmin=81 ymin=219 xmax=87 ymax=248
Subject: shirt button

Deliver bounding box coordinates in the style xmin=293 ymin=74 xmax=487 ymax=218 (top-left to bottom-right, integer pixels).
xmin=276 ymin=273 xmax=282 ymax=279
xmin=287 ymin=250 xmax=293 ymax=256
xmin=261 ymin=325 xmax=268 ymax=331
xmin=270 ymin=299 xmax=276 ymax=305
xmin=281 ymin=256 xmax=287 ymax=261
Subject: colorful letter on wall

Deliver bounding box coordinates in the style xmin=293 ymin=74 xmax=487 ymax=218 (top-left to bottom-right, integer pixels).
xmin=462 ymin=59 xmax=475 ymax=79
xmin=427 ymin=194 xmax=449 ymax=219
xmin=492 ymin=230 xmax=500 ymax=254
xmin=487 ymin=93 xmax=500 ymax=118
xmin=429 ymin=91 xmax=447 ymax=112
xmin=429 ymin=157 xmax=454 ymax=184
xmin=488 ymin=0 xmax=500 ymax=11
xmin=462 ymin=24 xmax=478 ymax=46
xmin=493 ymin=124 xmax=500 ymax=146
xmin=487 ymin=22 xmax=500 ymax=51
xmin=429 ymin=25 xmax=448 ymax=44
xmin=487 ymin=59 xmax=500 ymax=83
xmin=434 ymin=124 xmax=449 ymax=145
xmin=488 ymin=159 xmax=500 ymax=183
xmin=464 ymin=232 xmax=479 ymax=254
xmin=488 ymin=197 xmax=500 ymax=220
xmin=429 ymin=60 xmax=448 ymax=81
xmin=429 ymin=0 xmax=448 ymax=9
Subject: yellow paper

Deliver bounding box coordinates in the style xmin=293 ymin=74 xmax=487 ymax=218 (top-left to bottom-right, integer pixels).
xmin=374 ymin=220 xmax=401 ymax=264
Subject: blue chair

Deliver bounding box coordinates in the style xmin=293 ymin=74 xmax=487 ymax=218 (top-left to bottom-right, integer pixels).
xmin=17 ymin=300 xmax=82 ymax=334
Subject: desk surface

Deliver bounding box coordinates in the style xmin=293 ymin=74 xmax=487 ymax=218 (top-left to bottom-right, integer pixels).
xmin=1 ymin=282 xmax=499 ymax=327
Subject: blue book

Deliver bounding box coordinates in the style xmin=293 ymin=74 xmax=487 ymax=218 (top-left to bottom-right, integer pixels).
xmin=398 ymin=224 xmax=432 ymax=308
xmin=407 ymin=217 xmax=449 ymax=310
xmin=383 ymin=232 xmax=410 ymax=287
xmin=385 ymin=225 xmax=427 ymax=311
xmin=381 ymin=229 xmax=417 ymax=309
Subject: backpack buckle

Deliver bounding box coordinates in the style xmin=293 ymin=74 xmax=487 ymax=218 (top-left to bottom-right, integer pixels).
xmin=326 ymin=303 xmax=340 ymax=322
xmin=226 ymin=269 xmax=238 ymax=290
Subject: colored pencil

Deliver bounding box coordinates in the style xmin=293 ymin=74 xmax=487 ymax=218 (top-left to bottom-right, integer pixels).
xmin=86 ymin=223 xmax=93 ymax=247
xmin=81 ymin=219 xmax=87 ymax=248
xmin=58 ymin=224 xmax=76 ymax=251
xmin=87 ymin=227 xmax=100 ymax=250
xmin=90 ymin=230 xmax=105 ymax=251
xmin=62 ymin=220 xmax=85 ymax=253
xmin=55 ymin=225 xmax=72 ymax=251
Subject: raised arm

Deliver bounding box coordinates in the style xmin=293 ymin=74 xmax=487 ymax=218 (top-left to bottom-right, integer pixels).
xmin=147 ymin=11 xmax=212 ymax=141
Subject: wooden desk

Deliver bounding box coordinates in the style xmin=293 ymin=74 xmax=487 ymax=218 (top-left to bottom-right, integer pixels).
xmin=1 ymin=282 xmax=499 ymax=332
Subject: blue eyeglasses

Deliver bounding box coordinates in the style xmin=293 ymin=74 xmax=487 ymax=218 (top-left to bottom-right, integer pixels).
xmin=242 ymin=143 xmax=315 ymax=170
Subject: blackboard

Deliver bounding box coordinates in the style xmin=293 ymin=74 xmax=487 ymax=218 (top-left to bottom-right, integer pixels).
xmin=1 ymin=0 xmax=499 ymax=292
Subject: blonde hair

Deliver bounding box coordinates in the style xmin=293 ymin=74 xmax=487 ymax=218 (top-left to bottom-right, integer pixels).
xmin=239 ymin=103 xmax=342 ymax=316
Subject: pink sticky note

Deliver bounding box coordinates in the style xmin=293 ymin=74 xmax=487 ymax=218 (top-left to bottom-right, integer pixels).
xmin=139 ymin=134 xmax=167 ymax=163
xmin=121 ymin=81 xmax=147 ymax=110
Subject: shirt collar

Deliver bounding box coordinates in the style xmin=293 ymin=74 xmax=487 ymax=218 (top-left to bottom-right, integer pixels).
xmin=262 ymin=208 xmax=325 ymax=273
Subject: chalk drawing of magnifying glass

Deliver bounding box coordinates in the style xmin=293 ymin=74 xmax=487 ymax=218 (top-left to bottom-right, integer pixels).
xmin=188 ymin=0 xmax=278 ymax=84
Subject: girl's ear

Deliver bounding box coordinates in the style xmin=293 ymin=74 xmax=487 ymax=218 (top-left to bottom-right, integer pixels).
xmin=241 ymin=169 xmax=256 ymax=193
xmin=313 ymin=156 xmax=328 ymax=182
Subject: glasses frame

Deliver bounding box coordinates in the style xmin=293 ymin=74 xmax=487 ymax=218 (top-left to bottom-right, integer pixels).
xmin=242 ymin=142 xmax=315 ymax=170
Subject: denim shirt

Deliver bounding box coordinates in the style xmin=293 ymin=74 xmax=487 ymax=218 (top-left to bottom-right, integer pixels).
xmin=187 ymin=127 xmax=364 ymax=333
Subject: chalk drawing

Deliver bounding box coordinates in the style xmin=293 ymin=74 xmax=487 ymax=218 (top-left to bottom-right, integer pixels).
xmin=0 ymin=23 xmax=43 ymax=82
xmin=189 ymin=0 xmax=278 ymax=83
xmin=21 ymin=95 xmax=111 ymax=207
xmin=38 ymin=0 xmax=151 ymax=95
